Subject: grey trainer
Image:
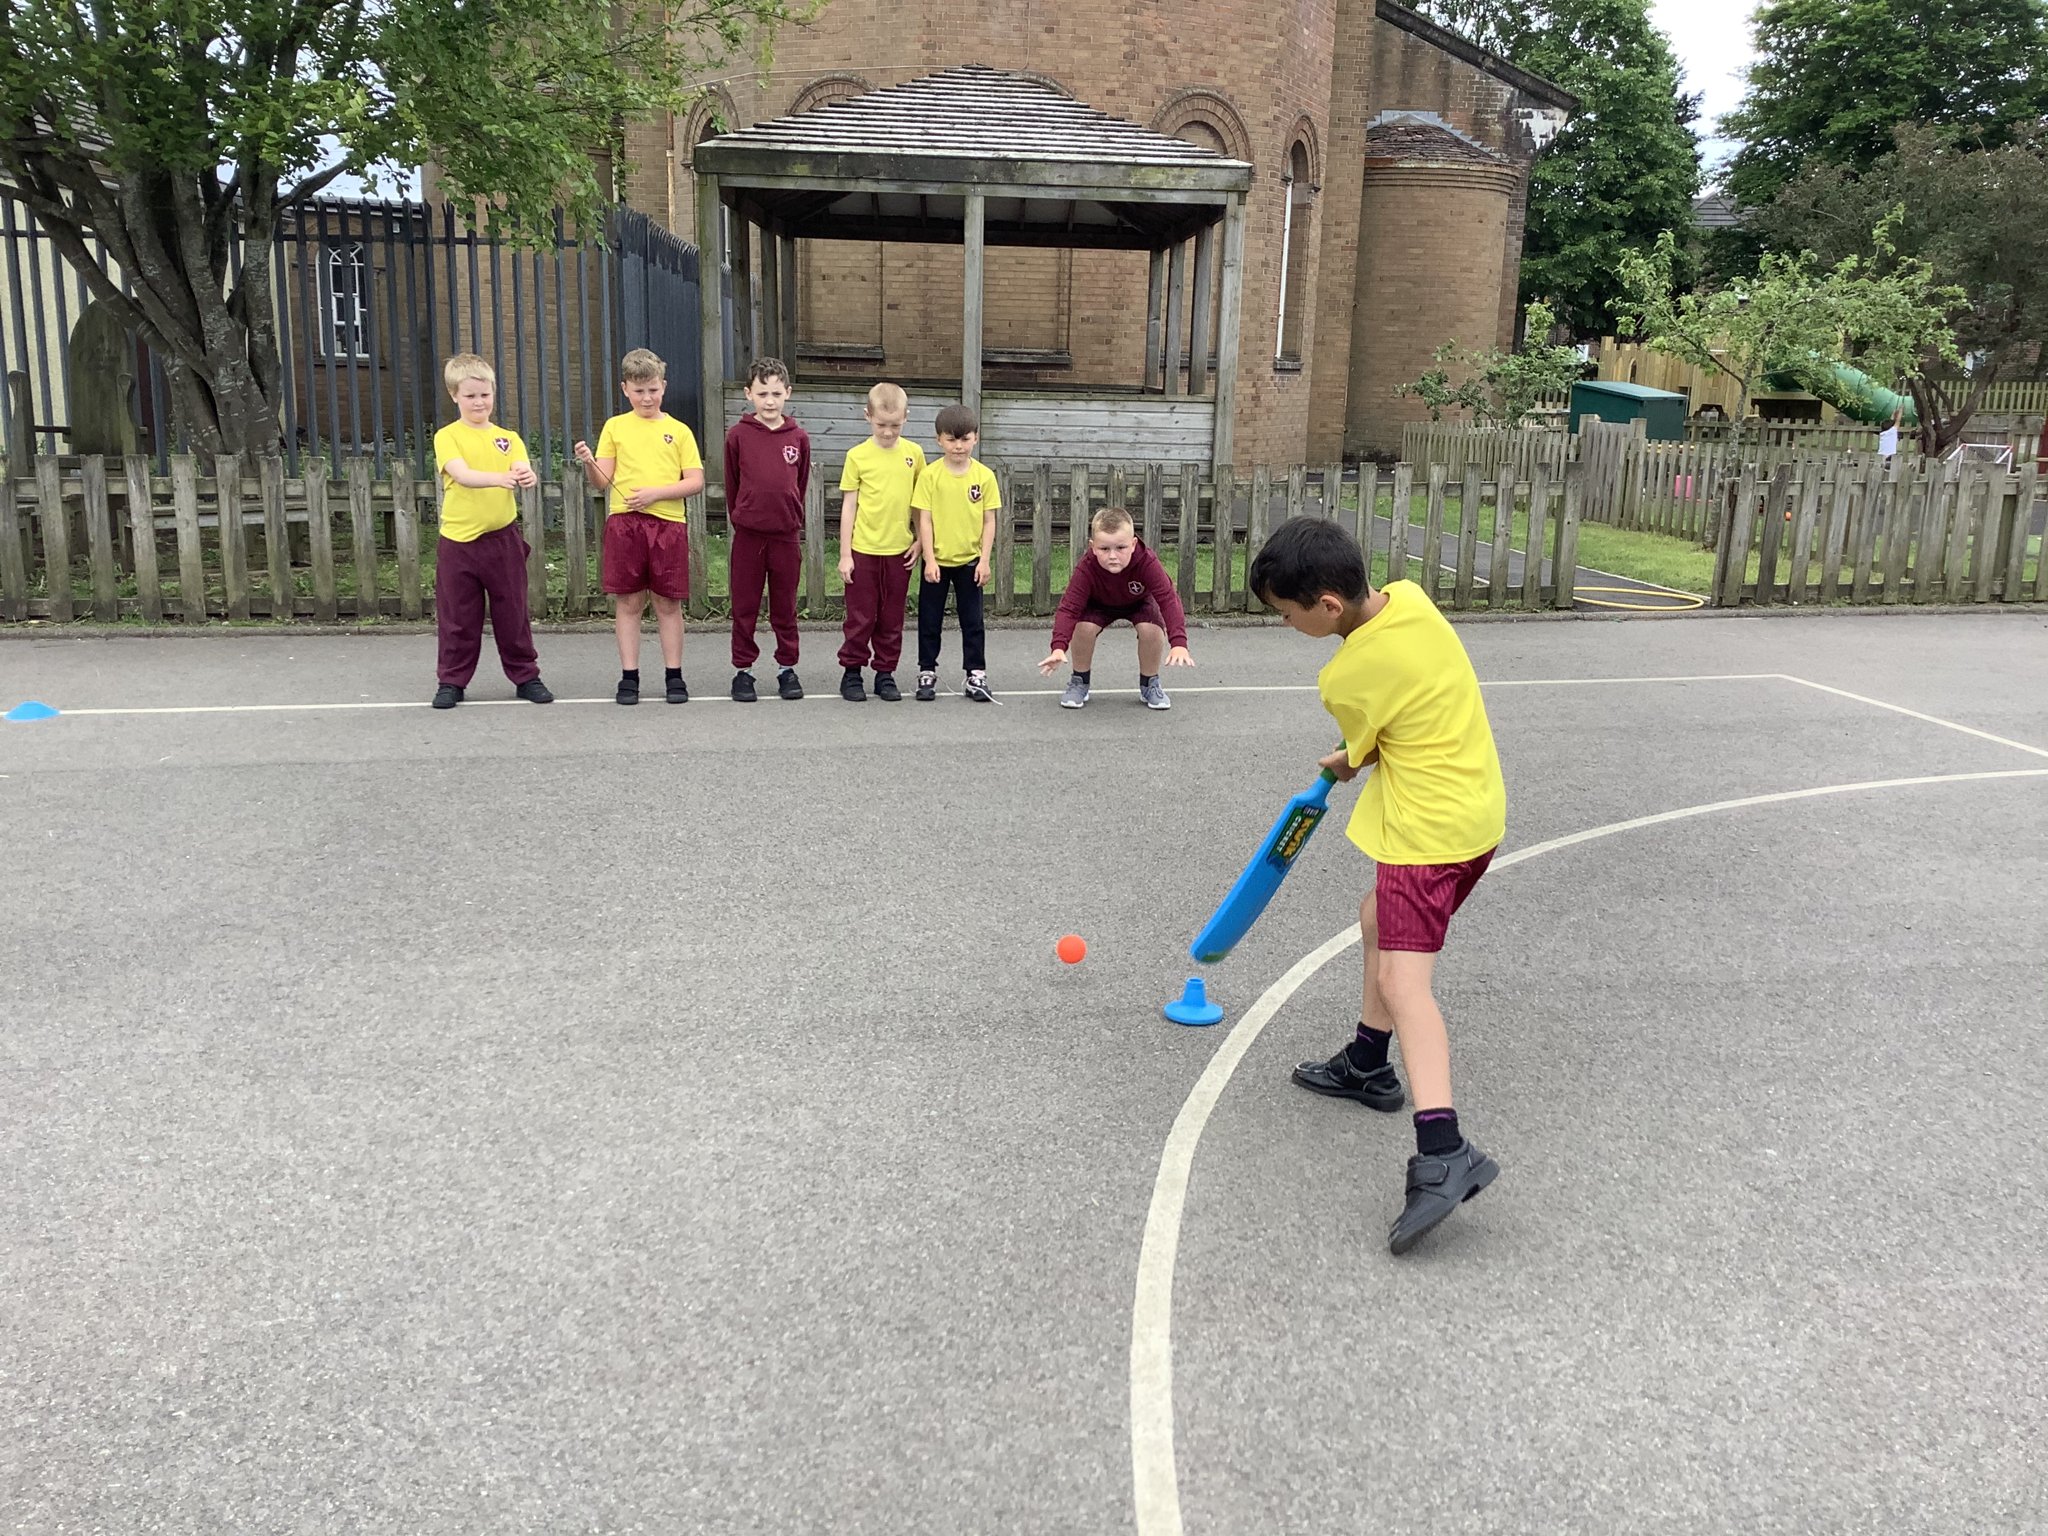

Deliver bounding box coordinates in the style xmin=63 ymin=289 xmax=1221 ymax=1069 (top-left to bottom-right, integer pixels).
xmin=1139 ymin=677 xmax=1172 ymax=710
xmin=1060 ymin=676 xmax=1090 ymax=709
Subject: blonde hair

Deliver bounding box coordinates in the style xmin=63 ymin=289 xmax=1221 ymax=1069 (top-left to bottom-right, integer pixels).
xmin=620 ymin=347 xmax=666 ymax=384
xmin=865 ymin=381 xmax=908 ymax=416
xmin=1091 ymin=505 xmax=1135 ymax=537
xmin=443 ymin=353 xmax=495 ymax=396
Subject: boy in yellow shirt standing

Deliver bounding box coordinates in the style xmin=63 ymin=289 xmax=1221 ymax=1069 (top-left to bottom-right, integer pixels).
xmin=835 ymin=383 xmax=926 ymax=702
xmin=573 ymin=349 xmax=705 ymax=705
xmin=911 ymin=403 xmax=999 ymax=703
xmin=1249 ymin=516 xmax=1508 ymax=1255
xmin=430 ymin=354 xmax=554 ymax=709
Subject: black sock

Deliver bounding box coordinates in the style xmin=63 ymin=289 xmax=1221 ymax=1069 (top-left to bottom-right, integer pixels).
xmin=1073 ymin=669 xmax=1091 ymax=684
xmin=664 ymin=667 xmax=682 ymax=683
xmin=1139 ymin=672 xmax=1158 ymax=687
xmin=621 ymin=668 xmax=639 ymax=683
xmin=1345 ymin=1023 xmax=1393 ymax=1074
xmin=1414 ymin=1109 xmax=1462 ymax=1157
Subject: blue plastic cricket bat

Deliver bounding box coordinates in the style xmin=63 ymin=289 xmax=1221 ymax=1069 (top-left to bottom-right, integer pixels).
xmin=1189 ymin=765 xmax=1340 ymax=963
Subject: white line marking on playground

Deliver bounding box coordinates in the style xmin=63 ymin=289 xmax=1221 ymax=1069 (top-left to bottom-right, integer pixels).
xmin=36 ymin=675 xmax=1779 ymax=717
xmin=1130 ymin=763 xmax=2048 ymax=1536
xmin=1774 ymin=674 xmax=2048 ymax=761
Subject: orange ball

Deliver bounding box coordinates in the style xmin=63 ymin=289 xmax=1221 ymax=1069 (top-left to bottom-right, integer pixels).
xmin=1056 ymin=934 xmax=1087 ymax=965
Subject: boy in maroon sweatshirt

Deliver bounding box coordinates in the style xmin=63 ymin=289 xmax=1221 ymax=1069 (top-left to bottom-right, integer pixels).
xmin=723 ymin=357 xmax=811 ymax=702
xmin=1037 ymin=504 xmax=1193 ymax=709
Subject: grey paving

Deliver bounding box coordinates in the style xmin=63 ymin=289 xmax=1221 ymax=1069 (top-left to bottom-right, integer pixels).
xmin=3 ymin=610 xmax=2046 ymax=1534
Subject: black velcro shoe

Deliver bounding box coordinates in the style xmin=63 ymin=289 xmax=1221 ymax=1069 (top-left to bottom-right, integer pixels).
xmin=873 ymin=672 xmax=901 ymax=702
xmin=665 ymin=676 xmax=689 ymax=704
xmin=840 ymin=666 xmax=866 ymax=702
xmin=778 ymin=667 xmax=804 ymax=700
xmin=731 ymin=670 xmax=757 ymax=703
xmin=432 ymin=684 xmax=464 ymax=709
xmin=1389 ymin=1140 xmax=1499 ymax=1256
xmin=1291 ymin=1047 xmax=1404 ymax=1111
xmin=615 ymin=676 xmax=639 ymax=706
xmin=517 ymin=678 xmax=554 ymax=704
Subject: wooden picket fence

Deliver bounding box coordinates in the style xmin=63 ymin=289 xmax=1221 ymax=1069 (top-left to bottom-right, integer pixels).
xmin=1 ymin=453 xmax=1590 ymax=624
xmin=1714 ymin=457 xmax=2044 ymax=607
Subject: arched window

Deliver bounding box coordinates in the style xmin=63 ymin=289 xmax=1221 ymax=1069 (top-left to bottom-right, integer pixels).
xmin=322 ymin=243 xmax=369 ymax=360
xmin=1276 ymin=141 xmax=1314 ymax=365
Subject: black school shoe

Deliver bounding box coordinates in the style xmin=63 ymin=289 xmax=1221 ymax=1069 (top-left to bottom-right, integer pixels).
xmin=666 ymin=676 xmax=689 ymax=704
xmin=731 ymin=670 xmax=757 ymax=703
xmin=840 ymin=666 xmax=867 ymax=702
xmin=432 ymin=684 xmax=464 ymax=709
xmin=615 ymin=676 xmax=639 ymax=706
xmin=873 ymin=672 xmax=902 ymax=702
xmin=517 ymin=679 xmax=554 ymax=703
xmin=1388 ymin=1140 xmax=1500 ymax=1256
xmin=778 ymin=667 xmax=804 ymax=700
xmin=1292 ymin=1046 xmax=1404 ymax=1111
xmin=915 ymin=670 xmax=937 ymax=701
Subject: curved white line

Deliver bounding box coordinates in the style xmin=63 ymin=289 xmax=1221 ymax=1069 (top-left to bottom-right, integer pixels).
xmin=1130 ymin=766 xmax=2048 ymax=1536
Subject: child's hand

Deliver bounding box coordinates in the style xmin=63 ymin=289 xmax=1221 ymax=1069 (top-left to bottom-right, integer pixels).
xmin=1165 ymin=646 xmax=1194 ymax=667
xmin=973 ymin=557 xmax=990 ymax=586
xmin=1038 ymin=647 xmax=1067 ymax=676
xmin=901 ymin=547 xmax=920 ymax=571
xmin=573 ymin=440 xmax=593 ymax=464
xmin=924 ymin=559 xmax=940 ymax=582
xmin=507 ymin=463 xmax=537 ymax=490
xmin=838 ymin=554 xmax=855 ymax=583
xmin=624 ymin=486 xmax=656 ymax=513
xmin=1319 ymin=746 xmax=1362 ymax=783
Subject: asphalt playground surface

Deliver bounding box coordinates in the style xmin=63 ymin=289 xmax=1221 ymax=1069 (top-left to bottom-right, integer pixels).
xmin=4 ymin=608 xmax=2047 ymax=1534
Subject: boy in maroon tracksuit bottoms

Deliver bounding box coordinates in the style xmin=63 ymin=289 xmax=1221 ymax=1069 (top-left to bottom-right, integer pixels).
xmin=724 ymin=357 xmax=811 ymax=702
xmin=1037 ymin=503 xmax=1194 ymax=710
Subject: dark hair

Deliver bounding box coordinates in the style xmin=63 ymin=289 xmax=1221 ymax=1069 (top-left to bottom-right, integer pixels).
xmin=749 ymin=356 xmax=792 ymax=388
xmin=934 ymin=403 xmax=979 ymax=440
xmin=1248 ymin=516 xmax=1369 ymax=608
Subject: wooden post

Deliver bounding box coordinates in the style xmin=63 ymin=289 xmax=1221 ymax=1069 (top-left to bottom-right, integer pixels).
xmin=1144 ymin=251 xmax=1166 ymax=393
xmin=759 ymin=231 xmax=782 ymax=365
xmin=1175 ymin=459 xmax=1198 ymax=613
xmin=686 ymin=490 xmax=709 ymax=621
xmin=698 ymin=174 xmax=727 ymax=502
xmin=962 ymin=193 xmax=985 ymax=423
xmin=306 ymin=459 xmax=337 ymax=623
xmin=1162 ymin=241 xmax=1187 ymax=398
xmin=81 ymin=456 xmax=118 ymax=620
xmin=1522 ymin=465 xmax=1550 ymax=609
xmin=1388 ymin=463 xmax=1413 ymax=586
xmin=171 ymin=455 xmax=206 ymax=621
xmin=215 ymin=454 xmax=250 ymax=620
xmin=1817 ymin=462 xmax=1855 ymax=604
xmin=1755 ymin=465 xmax=1790 ymax=604
xmin=1216 ymin=463 xmax=1240 ymax=611
xmin=778 ymin=234 xmax=798 ymax=363
xmin=0 ymin=471 xmax=25 ymax=622
xmin=1188 ymin=226 xmax=1215 ymax=397
xmin=562 ymin=468 xmax=588 ymax=616
xmin=803 ymin=471 xmax=826 ymax=616
xmin=1716 ymin=467 xmax=1756 ymax=608
xmin=124 ymin=455 xmax=159 ymax=624
xmin=1422 ymin=463 xmax=1447 ymax=606
xmin=1210 ymin=198 xmax=1247 ymax=470
xmin=1786 ymin=466 xmax=1823 ymax=605
xmin=392 ymin=465 xmax=422 ymax=620
xmin=1142 ymin=462 xmax=1163 ymax=549
xmin=1453 ymin=477 xmax=1479 ymax=608
xmin=1972 ymin=472 xmax=2001 ymax=604
xmin=731 ymin=213 xmax=755 ymax=370
xmin=1071 ymin=461 xmax=1093 ymax=593
xmin=259 ymin=455 xmax=291 ymax=620
xmin=1487 ymin=478 xmax=1513 ymax=610
xmin=1031 ymin=461 xmax=1053 ymax=614
xmin=2001 ymin=465 xmax=2037 ymax=600
xmin=348 ymin=457 xmax=379 ymax=620
xmin=36 ymin=458 xmax=74 ymax=622
xmin=520 ymin=480 xmax=545 ymax=613
xmin=993 ymin=463 xmax=1015 ymax=616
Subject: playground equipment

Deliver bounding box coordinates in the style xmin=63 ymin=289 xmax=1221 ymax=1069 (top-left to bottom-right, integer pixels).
xmin=1762 ymin=360 xmax=1918 ymax=428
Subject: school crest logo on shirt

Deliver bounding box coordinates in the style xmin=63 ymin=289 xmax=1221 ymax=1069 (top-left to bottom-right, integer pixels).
xmin=663 ymin=433 xmax=674 ymax=444
xmin=1128 ymin=579 xmax=1146 ymax=596
xmin=905 ymin=455 xmax=917 ymax=468
xmin=783 ymin=444 xmax=800 ymax=465
xmin=968 ymin=484 xmax=984 ymax=503
xmin=493 ymin=436 xmax=510 ymax=454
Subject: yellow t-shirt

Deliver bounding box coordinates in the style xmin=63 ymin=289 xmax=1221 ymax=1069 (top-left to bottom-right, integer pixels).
xmin=434 ymin=421 xmax=527 ymax=543
xmin=840 ymin=436 xmax=928 ymax=556
xmin=595 ymin=411 xmax=703 ymax=522
xmin=912 ymin=457 xmax=1001 ymax=567
xmin=1317 ymin=580 xmax=1507 ymax=865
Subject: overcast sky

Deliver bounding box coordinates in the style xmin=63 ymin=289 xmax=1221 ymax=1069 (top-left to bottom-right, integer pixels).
xmin=1649 ymin=0 xmax=1757 ymax=181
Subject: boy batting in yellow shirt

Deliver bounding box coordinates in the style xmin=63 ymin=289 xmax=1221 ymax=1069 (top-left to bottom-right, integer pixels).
xmin=1249 ymin=516 xmax=1508 ymax=1254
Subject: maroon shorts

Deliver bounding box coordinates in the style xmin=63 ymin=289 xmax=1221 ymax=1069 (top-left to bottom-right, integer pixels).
xmin=1374 ymin=849 xmax=1495 ymax=953
xmin=1073 ymin=597 xmax=1167 ymax=633
xmin=602 ymin=511 xmax=691 ymax=599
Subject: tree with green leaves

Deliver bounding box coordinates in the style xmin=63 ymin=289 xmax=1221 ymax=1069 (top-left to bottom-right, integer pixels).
xmin=1753 ymin=126 xmax=2048 ymax=453
xmin=1617 ymin=226 xmax=1962 ymax=429
xmin=1723 ymin=0 xmax=2048 ymax=209
xmin=1400 ymin=301 xmax=1586 ymax=426
xmin=0 ymin=0 xmax=813 ymax=455
xmin=1413 ymin=0 xmax=1701 ymax=338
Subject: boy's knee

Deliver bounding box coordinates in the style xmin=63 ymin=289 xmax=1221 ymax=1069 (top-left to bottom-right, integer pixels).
xmin=1359 ymin=891 xmax=1378 ymax=942
xmin=652 ymin=593 xmax=682 ymax=615
xmin=1376 ymin=952 xmax=1436 ymax=1008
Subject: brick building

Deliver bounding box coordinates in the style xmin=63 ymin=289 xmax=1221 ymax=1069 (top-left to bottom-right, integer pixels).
xmin=637 ymin=0 xmax=1572 ymax=466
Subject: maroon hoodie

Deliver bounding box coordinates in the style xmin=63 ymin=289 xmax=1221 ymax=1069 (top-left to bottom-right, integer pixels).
xmin=1051 ymin=539 xmax=1189 ymax=650
xmin=723 ymin=413 xmax=811 ymax=536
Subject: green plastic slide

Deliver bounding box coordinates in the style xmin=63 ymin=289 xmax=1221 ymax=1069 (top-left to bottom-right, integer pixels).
xmin=1761 ymin=360 xmax=1918 ymax=428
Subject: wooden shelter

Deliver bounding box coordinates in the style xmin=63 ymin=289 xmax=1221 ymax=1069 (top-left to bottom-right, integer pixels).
xmin=691 ymin=67 xmax=1254 ymax=482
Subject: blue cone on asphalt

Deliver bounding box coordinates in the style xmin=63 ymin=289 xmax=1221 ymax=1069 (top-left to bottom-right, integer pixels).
xmin=3 ymin=700 xmax=59 ymax=722
xmin=1164 ymin=977 xmax=1225 ymax=1027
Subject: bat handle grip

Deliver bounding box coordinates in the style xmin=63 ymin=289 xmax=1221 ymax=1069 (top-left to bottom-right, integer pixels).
xmin=1317 ymin=767 xmax=1339 ymax=785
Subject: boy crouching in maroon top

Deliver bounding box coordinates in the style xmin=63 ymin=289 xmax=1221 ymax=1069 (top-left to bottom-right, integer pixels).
xmin=1037 ymin=505 xmax=1193 ymax=709
xmin=724 ymin=357 xmax=811 ymax=702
